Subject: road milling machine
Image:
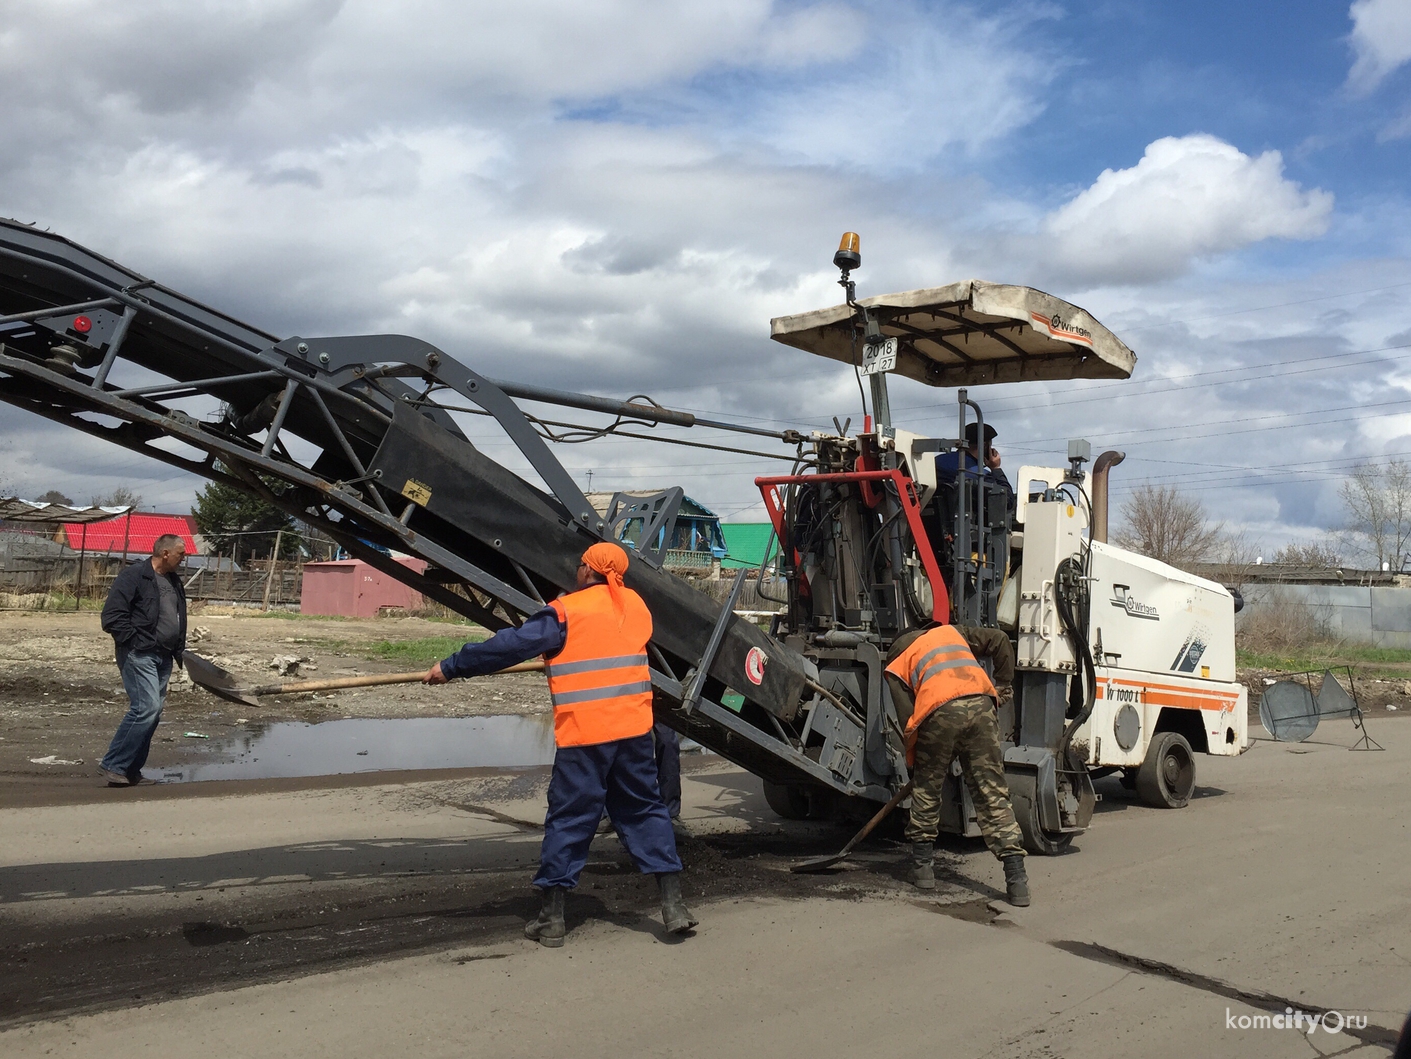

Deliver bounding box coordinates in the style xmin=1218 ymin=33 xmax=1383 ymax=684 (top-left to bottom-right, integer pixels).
xmin=0 ymin=221 xmax=1246 ymax=853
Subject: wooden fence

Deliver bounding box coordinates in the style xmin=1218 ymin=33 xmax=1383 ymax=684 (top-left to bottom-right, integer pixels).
xmin=0 ymin=554 xmax=305 ymax=610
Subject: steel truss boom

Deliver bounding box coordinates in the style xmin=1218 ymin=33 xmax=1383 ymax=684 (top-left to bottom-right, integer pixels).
xmin=0 ymin=218 xmax=907 ymax=800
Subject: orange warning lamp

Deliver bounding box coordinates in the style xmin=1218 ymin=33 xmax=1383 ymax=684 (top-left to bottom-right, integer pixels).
xmin=833 ymin=231 xmax=861 ymax=272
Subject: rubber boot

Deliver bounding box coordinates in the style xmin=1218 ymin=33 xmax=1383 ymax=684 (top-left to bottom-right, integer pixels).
xmin=657 ymin=872 xmax=698 ymax=934
xmin=909 ymin=842 xmax=936 ymax=891
xmin=1003 ymin=854 xmax=1030 ymax=907
xmin=524 ymin=887 xmax=566 ymax=947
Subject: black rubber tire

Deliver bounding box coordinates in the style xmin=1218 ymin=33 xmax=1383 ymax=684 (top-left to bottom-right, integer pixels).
xmin=762 ymin=781 xmax=812 ymax=820
xmin=1135 ymin=732 xmax=1196 ymax=808
xmin=1006 ymin=767 xmax=1075 ymax=855
xmin=1016 ymin=810 xmax=1074 ymax=856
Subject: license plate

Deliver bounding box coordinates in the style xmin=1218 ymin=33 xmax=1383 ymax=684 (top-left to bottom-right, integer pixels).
xmin=861 ymin=337 xmax=897 ymax=376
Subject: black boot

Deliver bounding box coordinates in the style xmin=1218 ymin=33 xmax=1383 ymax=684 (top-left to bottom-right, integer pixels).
xmin=524 ymin=886 xmax=566 ymax=947
xmin=657 ymin=872 xmax=698 ymax=934
xmin=1003 ymin=854 xmax=1030 ymax=907
xmin=909 ymin=842 xmax=936 ymax=891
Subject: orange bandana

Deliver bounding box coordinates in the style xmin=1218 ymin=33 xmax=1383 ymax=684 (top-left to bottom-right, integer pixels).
xmin=582 ymin=542 xmax=630 ymax=625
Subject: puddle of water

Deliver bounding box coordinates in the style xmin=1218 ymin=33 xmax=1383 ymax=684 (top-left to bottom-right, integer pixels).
xmin=146 ymin=715 xmax=558 ymax=782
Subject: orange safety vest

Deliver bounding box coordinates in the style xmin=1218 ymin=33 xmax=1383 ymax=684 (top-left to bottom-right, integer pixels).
xmin=885 ymin=625 xmax=997 ymax=764
xmin=546 ymin=583 xmax=655 ymax=748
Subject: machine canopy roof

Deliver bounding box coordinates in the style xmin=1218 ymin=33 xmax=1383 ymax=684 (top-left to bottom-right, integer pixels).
xmin=769 ymin=280 xmax=1136 ymax=387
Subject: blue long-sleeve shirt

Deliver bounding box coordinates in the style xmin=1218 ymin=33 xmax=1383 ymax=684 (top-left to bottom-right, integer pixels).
xmin=439 ymin=606 xmax=566 ymax=679
xmin=935 ymin=451 xmax=1013 ymax=497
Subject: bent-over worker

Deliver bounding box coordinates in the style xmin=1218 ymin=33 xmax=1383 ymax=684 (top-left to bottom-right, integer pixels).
xmin=424 ymin=542 xmax=695 ymax=946
xmin=884 ymin=622 xmax=1030 ymax=906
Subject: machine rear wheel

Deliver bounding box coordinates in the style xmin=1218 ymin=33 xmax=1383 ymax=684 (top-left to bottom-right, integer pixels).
xmin=1006 ymin=768 xmax=1074 ymax=855
xmin=1135 ymin=732 xmax=1195 ymax=808
xmin=762 ymin=781 xmax=812 ymax=820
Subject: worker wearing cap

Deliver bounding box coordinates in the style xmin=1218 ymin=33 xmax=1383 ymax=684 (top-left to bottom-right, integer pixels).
xmin=424 ymin=542 xmax=695 ymax=947
xmin=884 ymin=622 xmax=1029 ymax=906
xmin=936 ymin=422 xmax=1014 ymax=503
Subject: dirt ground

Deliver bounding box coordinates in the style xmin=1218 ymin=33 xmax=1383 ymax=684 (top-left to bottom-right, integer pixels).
xmin=5 ymin=609 xmax=1405 ymax=793
xmin=0 ymin=610 xmax=547 ymax=786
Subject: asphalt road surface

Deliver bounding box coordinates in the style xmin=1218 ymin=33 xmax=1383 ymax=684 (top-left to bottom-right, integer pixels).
xmin=1 ymin=716 xmax=1407 ymax=1058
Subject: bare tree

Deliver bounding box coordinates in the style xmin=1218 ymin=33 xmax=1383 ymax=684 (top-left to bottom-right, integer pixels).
xmin=90 ymin=485 xmax=143 ymax=510
xmin=1271 ymin=541 xmax=1342 ymax=568
xmin=1206 ymin=530 xmax=1261 ymax=589
xmin=1340 ymin=459 xmax=1411 ymax=570
xmin=1113 ymin=483 xmax=1224 ymax=569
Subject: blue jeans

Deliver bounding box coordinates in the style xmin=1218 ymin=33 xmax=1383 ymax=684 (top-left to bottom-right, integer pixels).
xmin=534 ymin=732 xmax=682 ymax=890
xmin=100 ymin=648 xmax=172 ymax=778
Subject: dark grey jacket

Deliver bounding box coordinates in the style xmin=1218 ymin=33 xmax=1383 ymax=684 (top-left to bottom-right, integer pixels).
xmin=100 ymin=559 xmax=187 ymax=661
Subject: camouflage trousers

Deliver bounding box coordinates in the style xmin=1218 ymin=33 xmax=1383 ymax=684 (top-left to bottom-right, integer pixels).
xmin=904 ymin=694 xmax=1025 ymax=860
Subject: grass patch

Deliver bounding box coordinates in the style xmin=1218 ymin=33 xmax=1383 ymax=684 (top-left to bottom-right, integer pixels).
xmin=363 ymin=633 xmax=487 ymax=665
xmin=1238 ymin=644 xmax=1411 ymax=679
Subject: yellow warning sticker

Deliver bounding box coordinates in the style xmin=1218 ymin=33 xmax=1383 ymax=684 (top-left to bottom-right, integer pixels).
xmin=401 ymin=478 xmax=432 ymax=505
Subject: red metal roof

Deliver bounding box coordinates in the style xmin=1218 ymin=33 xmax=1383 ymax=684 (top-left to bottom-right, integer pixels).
xmin=61 ymin=513 xmax=197 ymax=554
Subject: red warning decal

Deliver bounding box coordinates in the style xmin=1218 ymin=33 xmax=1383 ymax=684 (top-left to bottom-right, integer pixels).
xmin=744 ymin=646 xmax=767 ymax=686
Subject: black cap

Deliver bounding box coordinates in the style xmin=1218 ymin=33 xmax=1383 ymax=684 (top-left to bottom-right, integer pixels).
xmin=964 ymin=422 xmax=998 ymax=447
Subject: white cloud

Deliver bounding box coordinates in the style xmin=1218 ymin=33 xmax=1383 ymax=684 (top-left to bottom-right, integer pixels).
xmin=0 ymin=1 xmax=1403 ymax=542
xmin=1347 ymin=0 xmax=1411 ymax=94
xmin=1042 ymin=135 xmax=1333 ymax=285
xmin=726 ymin=2 xmax=1061 ymax=166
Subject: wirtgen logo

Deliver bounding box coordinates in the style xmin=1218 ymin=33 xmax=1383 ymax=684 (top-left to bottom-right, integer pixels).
xmin=1225 ymin=1007 xmax=1367 ymax=1035
xmin=1110 ymin=584 xmax=1159 ymax=620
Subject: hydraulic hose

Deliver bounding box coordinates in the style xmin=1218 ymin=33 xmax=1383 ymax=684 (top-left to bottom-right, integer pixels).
xmin=1053 ymin=552 xmax=1096 ymax=770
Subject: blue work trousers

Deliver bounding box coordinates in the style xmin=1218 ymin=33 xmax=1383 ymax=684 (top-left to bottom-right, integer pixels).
xmin=534 ymin=732 xmax=682 ymax=890
xmin=100 ymin=648 xmax=172 ymax=779
xmin=654 ymin=723 xmax=681 ymax=819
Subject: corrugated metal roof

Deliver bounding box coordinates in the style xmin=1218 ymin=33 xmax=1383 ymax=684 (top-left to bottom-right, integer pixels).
xmin=584 ymin=490 xmax=719 ymax=518
xmin=0 ymin=497 xmax=131 ymax=523
xmin=60 ymin=513 xmax=197 ymax=554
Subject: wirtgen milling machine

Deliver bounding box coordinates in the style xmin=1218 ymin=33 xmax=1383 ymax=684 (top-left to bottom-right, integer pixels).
xmin=0 ymin=222 xmax=1245 ymax=853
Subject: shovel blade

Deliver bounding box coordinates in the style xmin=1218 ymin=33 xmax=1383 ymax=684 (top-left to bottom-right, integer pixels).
xmin=184 ymin=651 xmax=262 ymax=708
xmin=788 ymin=853 xmax=849 ymax=874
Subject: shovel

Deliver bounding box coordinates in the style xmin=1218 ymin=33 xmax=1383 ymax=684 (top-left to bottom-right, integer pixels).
xmin=183 ymin=651 xmax=545 ymax=708
xmin=789 ymin=781 xmax=914 ymax=874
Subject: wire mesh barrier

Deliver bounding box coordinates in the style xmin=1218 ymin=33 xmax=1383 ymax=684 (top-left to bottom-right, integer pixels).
xmin=1258 ymin=667 xmax=1384 ymax=750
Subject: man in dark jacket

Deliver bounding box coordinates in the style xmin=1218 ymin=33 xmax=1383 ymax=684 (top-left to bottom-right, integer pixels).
xmin=98 ymin=533 xmax=188 ymax=786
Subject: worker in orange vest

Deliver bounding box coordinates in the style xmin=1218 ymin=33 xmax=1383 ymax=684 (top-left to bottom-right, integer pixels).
xmin=425 ymin=542 xmax=695 ymax=946
xmin=884 ymin=623 xmax=1029 ymax=906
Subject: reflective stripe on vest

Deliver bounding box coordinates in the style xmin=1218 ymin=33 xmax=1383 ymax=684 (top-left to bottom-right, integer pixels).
xmin=546 ymin=654 xmax=648 ymax=678
xmin=551 ymin=679 xmax=654 ymax=706
xmin=886 ymin=625 xmax=997 ymax=765
xmin=909 ymin=644 xmax=974 ymax=688
xmin=546 ymin=585 xmax=655 ymax=747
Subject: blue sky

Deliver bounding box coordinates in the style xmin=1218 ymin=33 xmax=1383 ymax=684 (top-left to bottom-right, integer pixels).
xmin=2 ymin=0 xmax=1410 ymax=557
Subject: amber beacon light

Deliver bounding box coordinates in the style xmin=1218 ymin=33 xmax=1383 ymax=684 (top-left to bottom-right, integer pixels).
xmin=833 ymin=231 xmax=861 ymax=272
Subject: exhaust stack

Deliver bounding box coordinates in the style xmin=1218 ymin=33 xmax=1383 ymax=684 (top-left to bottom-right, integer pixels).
xmin=1091 ymin=450 xmax=1125 ymax=543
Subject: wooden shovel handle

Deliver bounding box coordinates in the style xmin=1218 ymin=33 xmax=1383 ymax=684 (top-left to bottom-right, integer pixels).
xmin=835 ymin=780 xmax=915 ymax=859
xmin=252 ymin=659 xmax=545 ymax=696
